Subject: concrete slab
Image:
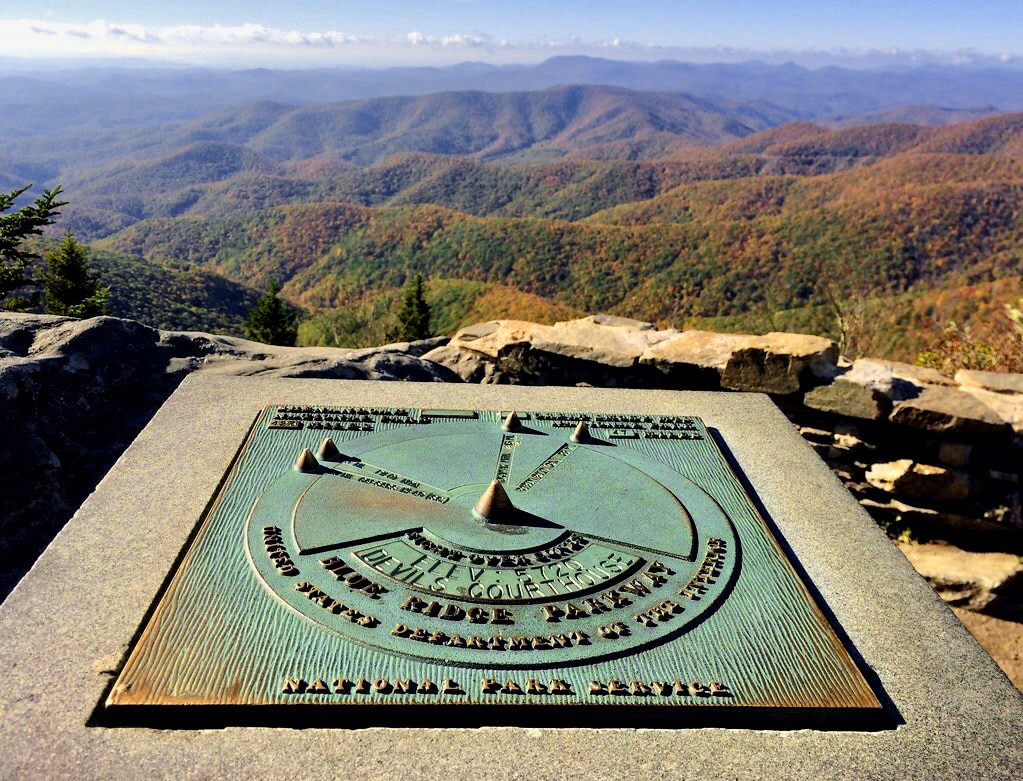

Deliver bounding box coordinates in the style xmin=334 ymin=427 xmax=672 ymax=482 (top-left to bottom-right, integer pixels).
xmin=1 ymin=375 xmax=1021 ymax=780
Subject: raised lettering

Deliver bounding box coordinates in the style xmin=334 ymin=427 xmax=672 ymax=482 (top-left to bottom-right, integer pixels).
xmin=393 ymin=678 xmax=415 ymax=694
xmin=549 ymin=679 xmax=572 ymax=695
xmin=542 ymin=605 xmax=563 ymax=622
xmin=630 ymin=681 xmax=651 ymax=696
xmin=620 ymin=579 xmax=650 ymax=597
xmin=402 ymin=595 xmax=427 ymax=613
xmin=440 ymin=603 xmax=465 ymax=621
xmin=490 ymin=608 xmax=513 ymax=624
xmin=651 ymin=681 xmax=672 ymax=696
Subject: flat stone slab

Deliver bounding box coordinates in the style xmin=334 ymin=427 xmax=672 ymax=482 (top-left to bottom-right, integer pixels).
xmin=957 ymin=385 xmax=1023 ymax=434
xmin=956 ymin=369 xmax=1023 ymax=395
xmin=1 ymin=377 xmax=1021 ymax=780
xmin=428 ymin=318 xmax=838 ymax=393
xmin=804 ymin=377 xmax=892 ymax=420
xmin=865 ymin=459 xmax=974 ymax=502
xmin=443 ymin=317 xmax=676 ymax=368
xmin=890 ymin=385 xmax=1012 ymax=437
xmin=860 ymin=358 xmax=956 ymax=387
xmin=640 ymin=330 xmax=836 ymax=394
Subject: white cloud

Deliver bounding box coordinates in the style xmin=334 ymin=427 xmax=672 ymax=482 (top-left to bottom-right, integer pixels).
xmin=0 ymin=18 xmax=1019 ymax=69
xmin=0 ymin=19 xmax=367 ymax=63
xmin=406 ymin=31 xmax=507 ymax=49
xmin=157 ymin=23 xmax=363 ymax=47
xmin=0 ymin=18 xmax=568 ymax=65
xmin=4 ymin=19 xmax=363 ymax=46
xmin=439 ymin=34 xmax=489 ymax=48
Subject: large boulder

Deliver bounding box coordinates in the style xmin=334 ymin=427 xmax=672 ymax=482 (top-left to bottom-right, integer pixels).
xmin=805 ymin=358 xmax=1022 ymax=436
xmin=0 ymin=315 xmax=173 ymax=600
xmin=803 ymin=358 xmax=933 ymax=420
xmin=641 ymin=330 xmax=837 ymax=394
xmin=159 ymin=331 xmax=457 ymax=381
xmin=424 ymin=316 xmax=678 ymax=387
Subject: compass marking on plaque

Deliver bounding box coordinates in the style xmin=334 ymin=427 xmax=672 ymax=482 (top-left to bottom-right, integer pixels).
xmin=332 ymin=459 xmax=452 ymax=504
xmin=516 ymin=443 xmax=578 ymax=493
xmin=495 ymin=434 xmax=519 ymax=484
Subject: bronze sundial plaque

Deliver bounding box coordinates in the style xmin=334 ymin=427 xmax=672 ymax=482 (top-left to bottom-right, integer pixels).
xmin=106 ymin=406 xmax=882 ymax=726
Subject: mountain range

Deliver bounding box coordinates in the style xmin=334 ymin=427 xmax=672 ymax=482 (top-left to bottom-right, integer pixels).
xmin=6 ymin=56 xmax=1023 ymax=171
xmin=3 ymin=58 xmax=1022 ymax=360
xmin=70 ymin=111 xmax=1019 ymax=357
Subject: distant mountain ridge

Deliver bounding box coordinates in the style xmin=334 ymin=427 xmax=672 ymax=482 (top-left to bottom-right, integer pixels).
xmin=173 ymin=84 xmax=797 ymax=165
xmin=819 ymin=105 xmax=1002 ymax=129
xmin=4 ymin=55 xmax=1021 ymax=173
xmin=56 ymin=109 xmax=1023 ymax=240
xmin=3 ymin=55 xmax=1021 ymax=124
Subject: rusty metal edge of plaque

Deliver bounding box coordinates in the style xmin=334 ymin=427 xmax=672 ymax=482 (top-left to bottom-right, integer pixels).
xmin=103 ymin=405 xmax=886 ymax=728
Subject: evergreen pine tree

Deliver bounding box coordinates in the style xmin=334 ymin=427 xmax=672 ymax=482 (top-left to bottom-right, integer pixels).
xmin=389 ymin=273 xmax=431 ymax=342
xmin=1 ymin=185 xmax=67 ymax=311
xmin=245 ymin=279 xmax=299 ymax=346
xmin=40 ymin=230 xmax=109 ymax=318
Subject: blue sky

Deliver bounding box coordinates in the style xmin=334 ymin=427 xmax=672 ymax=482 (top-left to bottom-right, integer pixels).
xmin=2 ymin=1 xmax=1021 ymax=67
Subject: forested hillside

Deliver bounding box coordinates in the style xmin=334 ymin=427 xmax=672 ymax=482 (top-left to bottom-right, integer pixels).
xmin=91 ymin=112 xmax=1023 ymax=356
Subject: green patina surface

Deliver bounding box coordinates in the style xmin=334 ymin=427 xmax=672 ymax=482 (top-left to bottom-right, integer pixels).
xmin=108 ymin=406 xmax=881 ymax=716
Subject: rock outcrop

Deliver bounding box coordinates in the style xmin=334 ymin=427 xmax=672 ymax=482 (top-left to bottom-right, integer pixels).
xmin=0 ymin=313 xmax=457 ymax=600
xmin=424 ymin=315 xmax=838 ymax=393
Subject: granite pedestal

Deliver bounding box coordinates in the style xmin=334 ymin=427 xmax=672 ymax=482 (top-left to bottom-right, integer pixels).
xmin=1 ymin=376 xmax=1020 ymax=779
